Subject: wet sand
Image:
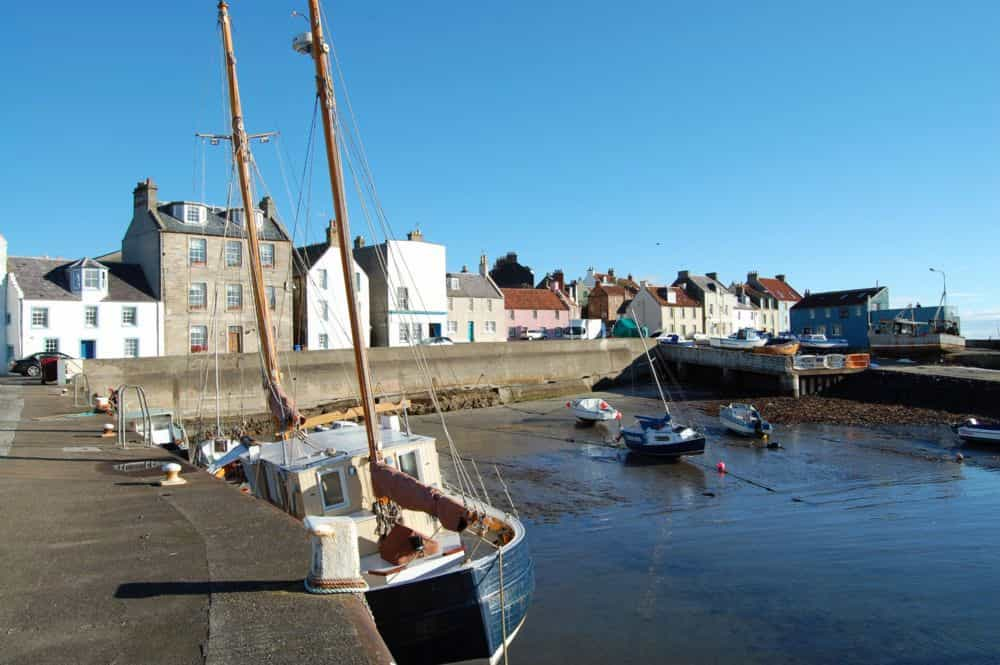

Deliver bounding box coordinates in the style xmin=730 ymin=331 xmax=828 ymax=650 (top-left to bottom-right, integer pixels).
xmin=413 ymin=387 xmax=1000 ymax=664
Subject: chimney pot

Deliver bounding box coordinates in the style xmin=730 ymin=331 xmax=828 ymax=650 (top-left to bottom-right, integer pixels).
xmin=776 ymin=274 xmax=786 ymax=283
xmin=479 ymin=253 xmax=488 ymax=276
xmin=706 ymin=271 xmax=718 ymax=281
xmin=259 ymin=195 xmax=277 ymax=221
xmin=406 ymin=229 xmax=424 ymax=242
xmin=354 ymin=235 xmax=365 ymax=249
xmin=326 ymin=219 xmax=339 ymax=247
xmin=133 ymin=177 xmax=158 ymax=211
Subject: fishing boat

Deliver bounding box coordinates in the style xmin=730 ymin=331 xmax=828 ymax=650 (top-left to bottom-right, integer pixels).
xmin=709 ymin=327 xmax=767 ymax=350
xmin=656 ymin=333 xmax=694 ymax=347
xmin=719 ymin=403 xmax=774 ymax=438
xmin=618 ymin=307 xmax=706 ymax=458
xmin=798 ymin=333 xmax=849 ymax=350
xmin=752 ymin=337 xmax=800 ymax=356
xmin=567 ymin=397 xmax=621 ymax=423
xmin=868 ymin=318 xmax=965 ymax=356
xmin=212 ymin=4 xmax=532 ymax=663
xmin=953 ymin=418 xmax=1000 ymax=444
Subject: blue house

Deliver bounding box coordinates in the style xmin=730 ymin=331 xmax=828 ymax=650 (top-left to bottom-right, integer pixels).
xmin=790 ymin=286 xmax=889 ymax=349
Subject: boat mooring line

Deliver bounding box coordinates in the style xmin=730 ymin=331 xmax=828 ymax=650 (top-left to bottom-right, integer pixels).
xmin=686 ymin=458 xmax=778 ymax=493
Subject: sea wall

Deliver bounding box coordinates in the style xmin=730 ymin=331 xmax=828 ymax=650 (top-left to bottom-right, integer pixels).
xmin=828 ymin=368 xmax=1000 ymax=419
xmin=80 ymin=339 xmax=646 ymax=418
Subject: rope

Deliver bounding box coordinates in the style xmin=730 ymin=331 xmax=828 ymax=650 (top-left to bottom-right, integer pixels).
xmin=498 ymin=544 xmax=510 ymax=665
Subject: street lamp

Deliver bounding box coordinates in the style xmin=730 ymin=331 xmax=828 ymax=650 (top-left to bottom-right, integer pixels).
xmin=929 ymin=267 xmax=947 ymax=327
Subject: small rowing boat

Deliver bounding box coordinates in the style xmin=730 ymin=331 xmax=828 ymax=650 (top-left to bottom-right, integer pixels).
xmin=567 ymin=397 xmax=621 ymax=424
xmin=954 ymin=418 xmax=1000 ymax=444
xmin=752 ymin=337 xmax=800 ymax=356
xmin=719 ymin=403 xmax=774 ymax=437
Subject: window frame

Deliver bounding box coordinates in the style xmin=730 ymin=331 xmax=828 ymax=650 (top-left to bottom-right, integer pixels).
xmin=225 ymin=240 xmax=242 ymax=268
xmin=265 ymin=285 xmax=277 ymax=310
xmin=189 ymin=238 xmax=207 ymax=266
xmin=318 ymin=333 xmax=329 ymax=349
xmin=260 ymin=243 xmax=275 ymax=268
xmin=189 ymin=282 xmax=207 ymax=310
xmin=318 ymin=269 xmax=328 ymax=289
xmin=121 ymin=306 xmax=138 ymax=327
xmin=124 ymin=338 xmax=139 ymax=358
xmin=83 ymin=269 xmax=102 ymax=290
xmin=31 ymin=307 xmax=48 ymax=329
xmin=397 ymin=286 xmax=409 ymax=310
xmin=317 ymin=468 xmax=349 ymax=511
xmin=190 ymin=325 xmax=208 ymax=353
xmin=226 ymin=284 xmax=243 ymax=311
xmin=84 ymin=305 xmax=98 ymax=328
xmin=44 ymin=338 xmax=59 ymax=353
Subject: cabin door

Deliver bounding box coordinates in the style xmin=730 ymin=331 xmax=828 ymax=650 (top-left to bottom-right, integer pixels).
xmin=227 ymin=326 xmax=243 ymax=353
xmin=468 ymin=321 xmax=475 ymax=342
xmin=80 ymin=340 xmax=96 ymax=359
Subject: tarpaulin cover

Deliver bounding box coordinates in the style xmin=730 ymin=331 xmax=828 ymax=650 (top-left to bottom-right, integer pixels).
xmin=267 ymin=384 xmax=305 ymax=430
xmin=371 ymin=462 xmax=473 ymax=533
xmin=378 ymin=523 xmax=441 ymax=565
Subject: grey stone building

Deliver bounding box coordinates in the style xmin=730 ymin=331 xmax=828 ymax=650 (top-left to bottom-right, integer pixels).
xmin=121 ymin=178 xmax=294 ymax=356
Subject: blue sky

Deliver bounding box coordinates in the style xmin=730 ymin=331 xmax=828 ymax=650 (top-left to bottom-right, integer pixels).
xmin=4 ymin=1 xmax=998 ymax=336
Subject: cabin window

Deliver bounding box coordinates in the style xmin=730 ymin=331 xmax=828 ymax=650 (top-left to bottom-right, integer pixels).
xmin=398 ymin=450 xmax=420 ymax=479
xmin=190 ymin=326 xmax=208 ymax=353
xmin=124 ymin=338 xmax=139 ymax=358
xmin=44 ymin=338 xmax=59 ymax=353
xmin=447 ymin=320 xmax=457 ymax=334
xmin=318 ymin=333 xmax=329 ymax=350
xmin=122 ymin=307 xmax=137 ymax=326
xmin=397 ymin=286 xmax=409 ymax=310
xmin=84 ymin=306 xmax=98 ymax=328
xmin=189 ymin=238 xmax=207 ymax=266
xmin=31 ymin=307 xmax=48 ymax=328
xmin=226 ymin=284 xmax=243 ymax=311
xmin=318 ymin=468 xmax=348 ymax=510
xmin=265 ymin=285 xmax=276 ymax=310
xmin=189 ymin=283 xmax=207 ymax=310
xmin=261 ymin=243 xmax=275 ymax=268
xmin=318 ymin=269 xmax=328 ymax=289
xmin=225 ymin=240 xmax=242 ymax=267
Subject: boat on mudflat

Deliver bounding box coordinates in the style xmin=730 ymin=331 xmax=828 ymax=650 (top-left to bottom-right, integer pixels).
xmin=798 ymin=334 xmax=849 ymax=350
xmin=752 ymin=337 xmax=800 ymax=356
xmin=620 ymin=413 xmax=706 ymax=457
xmin=709 ymin=328 xmax=767 ymax=350
xmin=954 ymin=419 xmax=1000 ymax=444
xmin=567 ymin=397 xmax=621 ymax=423
xmin=719 ymin=403 xmax=774 ymax=437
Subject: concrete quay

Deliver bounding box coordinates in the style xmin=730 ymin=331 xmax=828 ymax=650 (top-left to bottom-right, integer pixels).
xmin=0 ymin=378 xmax=392 ymax=665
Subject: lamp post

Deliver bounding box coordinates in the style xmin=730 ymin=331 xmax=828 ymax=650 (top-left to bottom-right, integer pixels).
xmin=929 ymin=267 xmax=947 ymax=327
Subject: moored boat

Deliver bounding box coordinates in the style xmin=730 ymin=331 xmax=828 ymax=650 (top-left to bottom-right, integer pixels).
xmin=798 ymin=333 xmax=849 ymax=350
xmin=953 ymin=418 xmax=1000 ymax=444
xmin=719 ymin=403 xmax=774 ymax=437
xmin=709 ymin=327 xmax=767 ymax=350
xmin=752 ymin=337 xmax=800 ymax=356
xmin=868 ymin=318 xmax=965 ymax=356
xmin=567 ymin=397 xmax=621 ymax=423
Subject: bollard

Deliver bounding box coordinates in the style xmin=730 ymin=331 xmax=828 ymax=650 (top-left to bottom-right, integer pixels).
xmin=158 ymin=462 xmax=187 ymax=487
xmin=303 ymin=516 xmax=368 ymax=594
xmin=101 ymin=423 xmax=115 ymax=438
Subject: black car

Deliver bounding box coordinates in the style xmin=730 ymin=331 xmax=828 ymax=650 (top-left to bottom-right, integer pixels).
xmin=9 ymin=352 xmax=74 ymax=377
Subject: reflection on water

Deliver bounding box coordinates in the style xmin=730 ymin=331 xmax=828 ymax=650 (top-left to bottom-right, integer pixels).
xmin=415 ymin=392 xmax=1000 ymax=665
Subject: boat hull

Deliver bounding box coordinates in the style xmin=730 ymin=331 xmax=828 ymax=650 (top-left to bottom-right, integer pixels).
xmin=752 ymin=341 xmax=800 ymax=356
xmin=868 ymin=332 xmax=966 ymax=356
xmin=622 ymin=433 xmax=706 ymax=457
xmin=957 ymin=426 xmax=1000 ymax=444
xmin=366 ymin=533 xmax=534 ymax=665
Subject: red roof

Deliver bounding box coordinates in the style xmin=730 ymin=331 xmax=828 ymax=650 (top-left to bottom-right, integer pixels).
xmin=758 ymin=277 xmax=802 ymax=302
xmin=502 ymin=288 xmax=569 ymax=311
xmin=646 ymin=285 xmax=698 ymax=307
xmin=591 ymin=283 xmax=628 ymax=298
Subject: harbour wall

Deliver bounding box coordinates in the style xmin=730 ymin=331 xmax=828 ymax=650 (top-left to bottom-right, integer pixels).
xmin=79 ymin=339 xmax=647 ymax=419
xmin=827 ymin=368 xmax=1000 ymax=419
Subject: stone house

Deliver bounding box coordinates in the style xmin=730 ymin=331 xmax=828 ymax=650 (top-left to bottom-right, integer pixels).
xmin=631 ymin=285 xmax=702 ymax=337
xmin=744 ymin=272 xmax=802 ymax=333
xmin=292 ymin=221 xmax=370 ymax=350
xmin=446 ymin=255 xmax=505 ymax=343
xmin=121 ymin=178 xmax=294 ymax=356
xmin=588 ymin=283 xmax=633 ymax=326
xmin=672 ymin=270 xmax=737 ymax=337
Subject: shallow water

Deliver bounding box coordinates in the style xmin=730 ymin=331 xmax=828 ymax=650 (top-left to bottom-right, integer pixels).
xmin=412 ymin=389 xmax=1000 ymax=665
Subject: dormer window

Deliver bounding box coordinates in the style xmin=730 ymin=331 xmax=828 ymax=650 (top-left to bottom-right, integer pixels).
xmin=173 ymin=203 xmax=206 ymax=225
xmin=84 ymin=269 xmax=102 ymax=289
xmin=68 ymin=259 xmax=108 ymax=296
xmin=229 ymin=208 xmax=264 ymax=228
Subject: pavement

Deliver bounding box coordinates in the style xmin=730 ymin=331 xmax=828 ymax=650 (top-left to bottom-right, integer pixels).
xmin=0 ymin=378 xmax=392 ymax=665
xmin=874 ymin=361 xmax=1000 ymax=382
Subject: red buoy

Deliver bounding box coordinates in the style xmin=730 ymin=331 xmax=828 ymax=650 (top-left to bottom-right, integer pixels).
xmin=566 ymin=402 xmax=571 ymax=408
xmin=716 ymin=461 xmax=727 ymax=473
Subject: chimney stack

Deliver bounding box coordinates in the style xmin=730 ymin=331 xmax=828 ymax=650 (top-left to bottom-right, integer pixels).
xmin=259 ymin=195 xmax=277 ymax=221
xmin=326 ymin=219 xmax=339 ymax=247
xmin=461 ymin=264 xmax=469 ymax=273
xmin=677 ymin=270 xmax=689 ymax=281
xmin=776 ymin=274 xmax=786 ymax=283
xmin=607 ymin=267 xmax=615 ymax=279
xmin=406 ymin=229 xmax=424 ymax=242
xmin=354 ymin=235 xmax=365 ymax=249
xmin=479 ymin=253 xmax=488 ymax=277
xmin=706 ymin=271 xmax=718 ymax=282
xmin=133 ymin=178 xmax=157 ymax=212
xmin=748 ymin=271 xmax=759 ymax=283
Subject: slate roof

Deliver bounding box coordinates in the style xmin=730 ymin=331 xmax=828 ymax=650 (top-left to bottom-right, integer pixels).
xmin=685 ymin=274 xmax=728 ymax=294
xmin=150 ymin=202 xmax=290 ymax=242
xmin=447 ymin=272 xmax=502 ymax=299
xmin=646 ymin=286 xmax=699 ymax=308
xmin=502 ymin=288 xmax=568 ymax=311
xmin=7 ymin=257 xmax=156 ymax=302
xmin=792 ymin=287 xmax=886 ymax=309
xmin=292 ymin=242 xmax=333 ymax=276
xmin=757 ymin=277 xmax=802 ymax=302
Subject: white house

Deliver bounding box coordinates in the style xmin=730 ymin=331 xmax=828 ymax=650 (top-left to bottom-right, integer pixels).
xmin=673 ymin=270 xmax=738 ymax=337
xmin=730 ymin=294 xmax=760 ymax=331
xmin=293 ymin=222 xmax=370 ymax=350
xmin=0 ymin=234 xmax=8 ymax=366
xmin=353 ymin=229 xmax=447 ymax=347
xmin=5 ymin=255 xmax=163 ymax=362
xmin=631 ymin=284 xmax=703 ymax=338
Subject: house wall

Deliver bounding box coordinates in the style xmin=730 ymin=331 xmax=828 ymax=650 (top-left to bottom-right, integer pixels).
xmin=700 ymin=288 xmax=737 ymax=336
xmin=121 ymin=213 xmax=162 ymax=300
xmin=631 ymin=290 xmax=702 ymax=337
xmin=790 ymin=290 xmax=890 ymax=348
xmin=15 ymin=298 xmax=161 ymax=359
xmin=0 ymin=234 xmax=6 ymax=365
xmin=301 ymin=247 xmax=370 ymax=350
xmin=159 ymin=233 xmax=293 ymax=356
xmin=506 ymin=307 xmax=567 ymax=338
xmin=731 ymin=305 xmax=760 ymax=331
xmin=447 ymin=295 xmax=505 ymax=343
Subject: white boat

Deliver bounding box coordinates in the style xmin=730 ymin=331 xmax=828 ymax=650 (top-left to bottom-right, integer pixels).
xmin=954 ymin=418 xmax=1000 ymax=444
xmin=719 ymin=403 xmax=774 ymax=438
xmin=709 ymin=328 xmax=767 ymax=350
xmin=868 ymin=318 xmax=965 ymax=356
xmin=567 ymin=397 xmax=620 ymax=423
xmin=798 ymin=334 xmax=849 ymax=350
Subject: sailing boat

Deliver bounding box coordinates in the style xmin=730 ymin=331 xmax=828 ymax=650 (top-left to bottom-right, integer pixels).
xmin=213 ymin=3 xmax=533 ymax=664
xmin=619 ymin=308 xmax=706 ymax=458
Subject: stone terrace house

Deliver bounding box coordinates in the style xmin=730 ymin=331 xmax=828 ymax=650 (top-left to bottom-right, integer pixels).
xmin=121 ymin=178 xmax=294 ymax=356
xmin=446 ymin=256 xmax=505 ymax=343
xmin=292 ymin=221 xmax=370 ymax=351
xmin=672 ymin=270 xmax=737 ymax=337
xmin=745 ymin=272 xmax=802 ymax=333
xmin=631 ymin=285 xmax=702 ymax=338
xmin=4 ymin=255 xmax=162 ymax=361
xmin=502 ymin=288 xmax=569 ymax=339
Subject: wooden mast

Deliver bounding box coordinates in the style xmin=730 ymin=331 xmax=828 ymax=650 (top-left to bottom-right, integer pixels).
xmin=218 ymin=1 xmax=297 ymax=430
xmin=304 ymin=0 xmax=383 ymax=462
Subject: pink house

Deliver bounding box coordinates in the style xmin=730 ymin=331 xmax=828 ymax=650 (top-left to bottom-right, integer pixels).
xmin=502 ymin=288 xmax=570 ymax=339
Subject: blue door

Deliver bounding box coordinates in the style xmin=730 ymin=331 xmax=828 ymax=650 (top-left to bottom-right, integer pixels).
xmin=80 ymin=340 xmax=96 ymax=359
xmin=468 ymin=321 xmax=475 ymax=342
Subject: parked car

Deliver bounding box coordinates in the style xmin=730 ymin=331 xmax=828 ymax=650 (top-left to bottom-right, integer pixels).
xmin=9 ymin=352 xmax=75 ymax=377
xmin=564 ymin=325 xmax=587 ymax=340
xmin=420 ymin=336 xmax=454 ymax=346
xmin=522 ymin=329 xmax=548 ymax=341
